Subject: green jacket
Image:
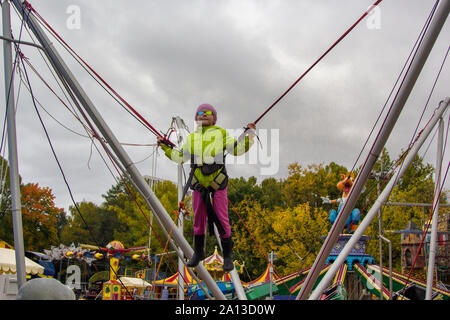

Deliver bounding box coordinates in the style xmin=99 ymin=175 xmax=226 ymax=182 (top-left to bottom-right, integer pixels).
xmin=161 ymin=125 xmax=253 ymax=188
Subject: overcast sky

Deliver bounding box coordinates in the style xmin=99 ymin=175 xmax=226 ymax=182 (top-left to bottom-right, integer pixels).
xmin=1 ymin=0 xmax=449 ymax=214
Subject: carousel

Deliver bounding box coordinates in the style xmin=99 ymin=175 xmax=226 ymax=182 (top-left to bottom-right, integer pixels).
xmin=151 ymin=246 xmax=245 ymax=300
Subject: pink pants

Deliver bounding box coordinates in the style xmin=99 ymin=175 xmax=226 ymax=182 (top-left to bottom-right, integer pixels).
xmin=192 ymin=187 xmax=231 ymax=238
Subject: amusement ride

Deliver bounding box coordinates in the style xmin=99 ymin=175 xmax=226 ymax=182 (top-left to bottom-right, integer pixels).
xmin=0 ymin=0 xmax=449 ymax=301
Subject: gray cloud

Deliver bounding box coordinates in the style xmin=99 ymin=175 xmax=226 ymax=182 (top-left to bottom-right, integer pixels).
xmin=1 ymin=0 xmax=448 ymax=214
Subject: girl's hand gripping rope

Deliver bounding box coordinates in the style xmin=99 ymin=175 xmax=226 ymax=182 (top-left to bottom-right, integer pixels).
xmin=236 ymin=122 xmax=257 ymax=142
xmin=157 ymin=135 xmax=176 ymax=148
xmin=178 ymin=201 xmax=191 ymax=220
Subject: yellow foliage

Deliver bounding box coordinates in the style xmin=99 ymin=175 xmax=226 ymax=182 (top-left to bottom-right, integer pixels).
xmin=231 ymin=199 xmax=329 ymax=278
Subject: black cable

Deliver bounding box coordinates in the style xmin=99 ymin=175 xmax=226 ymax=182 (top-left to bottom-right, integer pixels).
xmin=13 ymin=4 xmax=190 ymax=298
xmin=379 ymin=43 xmax=450 ymax=210
xmin=406 ymin=45 xmax=449 ymax=160
xmin=17 ymin=52 xmax=95 ymax=250
xmin=11 ymin=4 xmax=91 ymax=138
xmin=31 ymin=14 xmax=159 ymax=137
xmin=16 ymin=57 xmax=121 ymax=186
xmin=16 ymin=48 xmax=135 ymax=299
xmin=349 ymin=0 xmax=439 ymax=174
xmin=0 ymin=6 xmax=30 ymax=155
xmin=341 ymin=0 xmax=441 ymax=226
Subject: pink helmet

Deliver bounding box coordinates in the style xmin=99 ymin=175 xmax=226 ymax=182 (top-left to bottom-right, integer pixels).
xmin=195 ymin=103 xmax=217 ymax=124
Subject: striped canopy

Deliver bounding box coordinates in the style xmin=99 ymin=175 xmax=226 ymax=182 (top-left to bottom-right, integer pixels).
xmin=0 ymin=248 xmax=44 ymax=275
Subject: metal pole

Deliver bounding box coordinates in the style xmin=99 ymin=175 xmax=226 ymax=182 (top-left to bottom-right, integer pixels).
xmin=385 ymin=202 xmax=450 ymax=207
xmin=309 ymin=98 xmax=449 ymax=300
xmin=269 ymin=252 xmax=274 ymax=300
xmin=380 ymin=235 xmax=392 ymax=299
xmin=128 ymin=177 xmax=213 ymax=300
xmin=426 ymin=117 xmax=443 ymax=299
xmin=377 ymin=163 xmax=383 ymax=300
xmin=174 ymin=117 xmax=185 ymax=301
xmin=147 ymin=146 xmax=156 ymax=286
xmin=298 ymin=0 xmax=450 ymax=299
xmin=213 ymin=226 xmax=247 ymax=300
xmin=1 ymin=0 xmax=26 ymax=289
xmin=0 ymin=35 xmax=43 ymax=50
xmin=378 ymin=215 xmax=383 ymax=300
xmin=12 ymin=0 xmax=225 ymax=300
xmin=177 ymin=162 xmax=185 ymax=300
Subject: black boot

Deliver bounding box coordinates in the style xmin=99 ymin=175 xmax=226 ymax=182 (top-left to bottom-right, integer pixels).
xmin=186 ymin=235 xmax=205 ymax=268
xmin=221 ymin=237 xmax=234 ymax=272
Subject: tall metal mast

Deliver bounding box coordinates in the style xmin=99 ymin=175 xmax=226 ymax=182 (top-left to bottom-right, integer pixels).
xmin=298 ymin=0 xmax=450 ymax=299
xmin=425 ymin=116 xmax=444 ymax=299
xmin=173 ymin=116 xmax=186 ymax=300
xmin=309 ymin=98 xmax=449 ymax=300
xmin=1 ymin=0 xmax=26 ymax=289
xmin=11 ymin=0 xmax=226 ymax=299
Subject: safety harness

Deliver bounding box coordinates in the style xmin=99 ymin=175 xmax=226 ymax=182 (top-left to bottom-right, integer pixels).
xmin=179 ymin=155 xmax=229 ymax=236
xmin=177 ymin=127 xmax=256 ymax=235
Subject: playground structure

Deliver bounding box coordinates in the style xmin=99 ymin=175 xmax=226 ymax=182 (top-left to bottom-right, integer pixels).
xmin=35 ymin=232 xmax=450 ymax=300
xmin=2 ymin=0 xmax=449 ymax=300
xmin=26 ymin=207 xmax=449 ymax=301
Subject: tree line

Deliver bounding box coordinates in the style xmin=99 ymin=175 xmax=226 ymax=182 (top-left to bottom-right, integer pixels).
xmin=0 ymin=149 xmax=446 ymax=282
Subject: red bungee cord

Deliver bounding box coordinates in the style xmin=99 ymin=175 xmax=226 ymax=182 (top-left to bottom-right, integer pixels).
xmin=254 ymin=0 xmax=383 ymax=125
xmin=22 ymin=1 xmax=176 ymax=148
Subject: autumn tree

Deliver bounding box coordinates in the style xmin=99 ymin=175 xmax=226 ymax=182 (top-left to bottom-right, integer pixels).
xmin=227 ymin=176 xmax=285 ymax=231
xmin=0 ymin=154 xmax=66 ymax=251
xmin=19 ymin=183 xmax=65 ymax=251
xmin=0 ymin=156 xmax=12 ymax=223
xmin=0 ymin=182 xmax=65 ymax=251
xmin=227 ymin=176 xmax=262 ymax=206
xmin=283 ymin=162 xmax=349 ymax=208
xmin=231 ymin=199 xmax=329 ymax=281
xmin=259 ymin=177 xmax=285 ymax=210
xmin=364 ymin=152 xmax=447 ymax=271
xmin=109 ymin=187 xmax=155 ymax=249
xmin=227 ymin=150 xmax=447 ymax=279
xmin=60 ymin=201 xmax=116 ymax=247
xmin=58 ymin=175 xmax=195 ymax=271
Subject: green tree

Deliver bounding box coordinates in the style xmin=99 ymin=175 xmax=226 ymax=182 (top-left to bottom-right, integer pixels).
xmin=60 ymin=201 xmax=112 ymax=247
xmin=364 ymin=151 xmax=447 ymax=271
xmin=0 ymin=156 xmax=12 ymax=224
xmin=0 ymin=156 xmax=66 ymax=251
xmin=283 ymin=162 xmax=348 ymax=208
xmin=270 ymin=203 xmax=329 ymax=275
xmin=20 ymin=183 xmax=65 ymax=251
xmin=59 ymin=177 xmax=194 ymax=263
xmin=259 ymin=177 xmax=285 ymax=210
xmin=0 ymin=156 xmax=17 ymax=245
xmin=228 ymin=176 xmax=262 ymax=206
xmin=105 ymin=178 xmax=194 ymax=254
xmin=154 ymin=180 xmax=179 ymax=214
xmin=111 ymin=192 xmax=152 ymax=248
xmin=231 ymin=199 xmax=329 ymax=281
